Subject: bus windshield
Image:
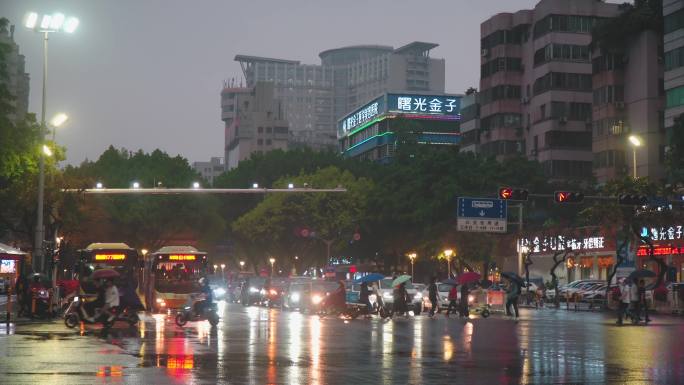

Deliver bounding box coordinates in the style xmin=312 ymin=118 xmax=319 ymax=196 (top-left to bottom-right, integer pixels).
xmin=154 ymin=261 xmax=206 ymax=294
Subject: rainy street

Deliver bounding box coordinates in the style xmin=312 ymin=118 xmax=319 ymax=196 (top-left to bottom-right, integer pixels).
xmin=2 ymin=303 xmax=684 ymax=384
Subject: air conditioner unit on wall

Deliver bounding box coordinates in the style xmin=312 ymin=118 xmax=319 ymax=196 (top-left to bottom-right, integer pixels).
xmin=481 ymin=49 xmax=489 ymax=58
xmin=559 ymin=116 xmax=568 ymax=124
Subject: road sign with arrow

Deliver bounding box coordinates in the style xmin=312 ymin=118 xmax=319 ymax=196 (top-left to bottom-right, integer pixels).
xmin=457 ymin=197 xmax=507 ymax=233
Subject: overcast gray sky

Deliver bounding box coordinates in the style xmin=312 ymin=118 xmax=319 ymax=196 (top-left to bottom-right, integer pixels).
xmin=4 ymin=0 xmax=552 ymax=165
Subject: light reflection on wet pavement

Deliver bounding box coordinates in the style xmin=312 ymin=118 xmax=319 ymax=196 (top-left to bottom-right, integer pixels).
xmin=2 ymin=303 xmax=684 ymax=384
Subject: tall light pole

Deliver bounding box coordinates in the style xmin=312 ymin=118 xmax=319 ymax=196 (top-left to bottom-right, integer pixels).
xmin=628 ymin=135 xmax=642 ymax=179
xmin=444 ymin=249 xmax=454 ymax=278
xmin=269 ymin=257 xmax=276 ymax=277
xmin=25 ymin=12 xmax=79 ymax=273
xmin=407 ymin=252 xmax=417 ymax=281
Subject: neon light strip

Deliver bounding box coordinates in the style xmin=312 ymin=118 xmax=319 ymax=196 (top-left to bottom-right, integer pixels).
xmin=344 ymin=131 xmax=394 ymax=153
xmin=345 ymin=116 xmax=388 ymax=138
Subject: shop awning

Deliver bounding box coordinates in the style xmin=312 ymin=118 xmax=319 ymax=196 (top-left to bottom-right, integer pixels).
xmin=0 ymin=243 xmax=28 ymax=258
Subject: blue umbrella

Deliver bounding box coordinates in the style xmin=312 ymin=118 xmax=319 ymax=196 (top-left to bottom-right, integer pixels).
xmin=353 ymin=273 xmax=385 ymax=283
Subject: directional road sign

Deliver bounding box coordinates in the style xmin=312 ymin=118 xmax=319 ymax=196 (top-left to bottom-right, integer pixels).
xmin=457 ymin=197 xmax=507 ymax=233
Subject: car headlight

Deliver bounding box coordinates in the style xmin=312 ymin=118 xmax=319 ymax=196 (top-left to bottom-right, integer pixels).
xmin=382 ymin=292 xmax=392 ymax=299
xmin=269 ymin=289 xmax=278 ymax=296
xmin=260 ymin=289 xmax=266 ymax=295
xmin=291 ymin=293 xmax=300 ymax=302
xmin=312 ymin=294 xmax=323 ymax=305
xmin=414 ymin=293 xmax=423 ymax=300
xmin=249 ymin=287 xmax=259 ymax=293
xmin=156 ymin=298 xmax=163 ymax=303
xmin=213 ymin=288 xmax=226 ymax=296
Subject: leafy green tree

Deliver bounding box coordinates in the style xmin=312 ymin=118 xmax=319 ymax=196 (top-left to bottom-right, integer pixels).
xmin=232 ymin=166 xmax=372 ymax=268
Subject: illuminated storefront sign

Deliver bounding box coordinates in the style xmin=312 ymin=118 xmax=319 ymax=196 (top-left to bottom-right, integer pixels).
xmin=95 ymin=254 xmax=126 ymax=261
xmin=387 ymin=94 xmax=461 ymax=116
xmin=640 ymin=225 xmax=684 ymax=241
xmin=637 ymin=246 xmax=684 ymax=256
xmin=517 ymin=235 xmax=606 ymax=253
xmin=0 ymin=259 xmax=16 ymax=273
xmin=169 ymin=254 xmax=196 ymax=261
xmin=338 ymin=96 xmax=385 ymax=137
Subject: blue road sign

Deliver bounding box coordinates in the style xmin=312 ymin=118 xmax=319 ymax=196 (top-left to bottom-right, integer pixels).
xmin=457 ymin=197 xmax=507 ymax=233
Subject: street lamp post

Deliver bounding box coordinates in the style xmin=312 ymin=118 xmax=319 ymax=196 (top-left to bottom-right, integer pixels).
xmin=269 ymin=257 xmax=275 ymax=277
xmin=628 ymin=135 xmax=642 ymax=179
xmin=220 ymin=263 xmax=226 ymax=281
xmin=407 ymin=253 xmax=417 ymax=281
xmin=25 ymin=12 xmax=79 ymax=274
xmin=444 ymin=249 xmax=454 ymax=278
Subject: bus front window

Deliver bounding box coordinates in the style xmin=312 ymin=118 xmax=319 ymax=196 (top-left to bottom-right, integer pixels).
xmin=155 ymin=262 xmax=205 ymax=293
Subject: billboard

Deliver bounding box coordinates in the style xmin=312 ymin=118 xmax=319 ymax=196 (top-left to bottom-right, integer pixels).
xmin=387 ymin=94 xmax=461 ymax=117
xmin=337 ymin=96 xmax=386 ymax=138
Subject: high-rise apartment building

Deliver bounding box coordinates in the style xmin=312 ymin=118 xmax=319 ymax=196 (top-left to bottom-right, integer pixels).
xmin=664 ymin=0 xmax=684 ymax=176
xmin=458 ymin=90 xmax=480 ymax=154
xmin=234 ymin=42 xmax=445 ymax=150
xmin=221 ymin=82 xmax=289 ymax=170
xmin=480 ymin=0 xmax=664 ymax=182
xmin=0 ymin=22 xmax=30 ymax=123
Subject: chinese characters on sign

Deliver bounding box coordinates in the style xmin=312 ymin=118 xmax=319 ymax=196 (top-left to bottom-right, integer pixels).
xmin=517 ymin=235 xmax=606 ymax=253
xmin=341 ymin=101 xmax=380 ymax=134
xmin=637 ymin=246 xmax=684 ymax=256
xmin=457 ymin=218 xmax=506 ymax=232
xmin=641 ymin=225 xmax=684 ymax=241
xmin=388 ymin=94 xmax=461 ymax=116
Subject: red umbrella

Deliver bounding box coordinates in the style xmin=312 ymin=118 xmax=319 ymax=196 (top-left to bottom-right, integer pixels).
xmin=458 ymin=272 xmax=481 ymax=285
xmin=92 ymin=269 xmax=120 ymax=279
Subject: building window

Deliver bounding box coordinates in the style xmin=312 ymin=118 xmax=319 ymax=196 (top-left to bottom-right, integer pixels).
xmin=533 ymin=72 xmax=592 ymax=96
xmin=666 ymin=85 xmax=684 ymax=108
xmin=257 ymin=139 xmax=263 ymax=145
xmin=533 ymin=15 xmax=598 ymax=39
xmin=480 ymin=113 xmax=522 ymax=130
xmin=266 ymin=139 xmax=272 ymax=145
xmin=481 ymin=57 xmax=523 ymax=78
xmin=257 ymin=126 xmax=263 ymax=133
xmin=665 ymin=46 xmax=684 ymax=71
xmin=665 ymin=8 xmax=684 ymax=34
xmin=534 ymin=44 xmax=589 ymax=66
xmin=593 ymin=150 xmax=626 ymax=169
xmin=480 ymin=85 xmax=521 ymax=105
xmin=266 ymin=127 xmax=272 ymax=133
xmin=480 ymin=26 xmax=526 ymax=50
xmin=592 ymin=54 xmax=625 ymax=73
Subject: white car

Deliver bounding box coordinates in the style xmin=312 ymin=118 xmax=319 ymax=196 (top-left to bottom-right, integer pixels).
xmin=377 ymin=278 xmax=423 ymax=314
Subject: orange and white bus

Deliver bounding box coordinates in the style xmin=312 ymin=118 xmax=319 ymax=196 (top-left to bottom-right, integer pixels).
xmin=142 ymin=246 xmax=209 ymax=312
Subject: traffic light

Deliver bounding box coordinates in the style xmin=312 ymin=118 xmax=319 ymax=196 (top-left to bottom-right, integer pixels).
xmin=498 ymin=187 xmax=529 ymax=201
xmin=554 ymin=191 xmax=584 ymax=204
xmin=618 ymin=194 xmax=648 ymax=206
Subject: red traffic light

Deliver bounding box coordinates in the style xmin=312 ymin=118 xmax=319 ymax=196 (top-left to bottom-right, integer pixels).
xmin=499 ymin=187 xmax=528 ymax=201
xmin=554 ymin=191 xmax=584 ymax=204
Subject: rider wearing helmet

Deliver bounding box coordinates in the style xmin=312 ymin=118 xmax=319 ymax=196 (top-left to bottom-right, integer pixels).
xmin=194 ymin=277 xmax=213 ymax=315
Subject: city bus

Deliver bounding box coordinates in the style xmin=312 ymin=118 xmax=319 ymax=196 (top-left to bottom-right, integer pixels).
xmin=75 ymin=243 xmax=141 ymax=295
xmin=143 ymin=246 xmax=209 ymax=312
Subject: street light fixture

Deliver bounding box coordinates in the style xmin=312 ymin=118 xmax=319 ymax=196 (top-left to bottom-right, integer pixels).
xmin=239 ymin=261 xmax=245 ymax=271
xmin=132 ymin=181 xmax=140 ymax=189
xmin=26 ymin=11 xmax=79 ymax=274
xmin=252 ymin=183 xmax=259 ymax=189
xmin=444 ymin=249 xmax=454 ymax=278
xmin=141 ymin=249 xmax=148 ymax=257
xmin=407 ymin=252 xmax=417 ymax=281
xmin=628 ymin=135 xmax=642 ymax=179
xmin=269 ymin=257 xmax=276 ymax=276
xmin=42 ymin=144 xmax=53 ymax=157
xmin=288 ymin=183 xmax=294 ymax=189
xmin=95 ymin=182 xmax=103 ymax=189
xmin=192 ymin=181 xmax=200 ymax=189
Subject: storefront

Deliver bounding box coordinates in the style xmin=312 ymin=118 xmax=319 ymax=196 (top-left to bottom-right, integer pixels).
xmin=638 ymin=223 xmax=684 ymax=281
xmin=516 ymin=229 xmax=616 ymax=285
xmin=0 ymin=243 xmax=28 ymax=289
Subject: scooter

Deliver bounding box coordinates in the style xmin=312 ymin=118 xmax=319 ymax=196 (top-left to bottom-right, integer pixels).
xmin=175 ymin=295 xmax=220 ymax=327
xmin=21 ymin=286 xmax=54 ymax=319
xmin=64 ymin=295 xmax=139 ymax=329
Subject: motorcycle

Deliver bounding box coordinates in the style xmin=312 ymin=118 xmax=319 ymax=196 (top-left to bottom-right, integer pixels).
xmin=175 ymin=295 xmax=220 ymax=327
xmin=22 ymin=286 xmax=54 ymax=319
xmin=64 ymin=295 xmax=139 ymax=329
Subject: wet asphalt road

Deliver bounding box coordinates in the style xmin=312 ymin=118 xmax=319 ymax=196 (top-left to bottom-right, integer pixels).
xmin=2 ymin=302 xmax=684 ymax=384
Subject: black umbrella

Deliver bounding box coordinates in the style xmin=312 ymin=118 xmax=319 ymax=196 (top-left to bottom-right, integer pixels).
xmin=628 ymin=269 xmax=656 ymax=281
xmin=501 ymin=271 xmax=524 ymax=285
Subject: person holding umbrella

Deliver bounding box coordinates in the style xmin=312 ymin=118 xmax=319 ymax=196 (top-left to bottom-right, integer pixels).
xmin=638 ymin=279 xmax=651 ymax=324
xmin=428 ymin=276 xmax=440 ymax=317
xmin=503 ymin=272 xmax=522 ymax=321
xmin=359 ymin=281 xmax=371 ymax=318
